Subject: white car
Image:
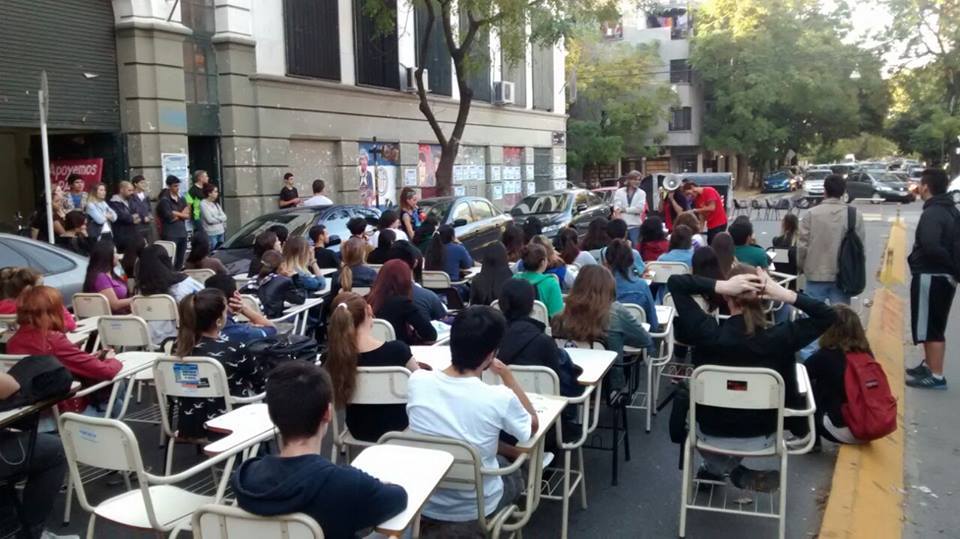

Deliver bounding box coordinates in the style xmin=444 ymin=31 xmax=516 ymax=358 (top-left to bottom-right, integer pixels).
xmin=949 ymin=175 xmax=960 ymax=204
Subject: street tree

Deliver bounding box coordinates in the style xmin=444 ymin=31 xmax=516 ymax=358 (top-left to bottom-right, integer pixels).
xmin=566 ymin=31 xmax=675 ymax=179
xmin=362 ymin=0 xmax=618 ymax=195
xmin=690 ymin=0 xmax=886 ymax=183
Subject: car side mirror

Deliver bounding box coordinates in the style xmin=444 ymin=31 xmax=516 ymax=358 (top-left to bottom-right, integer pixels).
xmin=327 ymin=235 xmax=342 ymax=247
xmin=453 ymin=218 xmax=468 ymax=227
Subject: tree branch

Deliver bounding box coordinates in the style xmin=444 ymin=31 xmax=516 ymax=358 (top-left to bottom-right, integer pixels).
xmin=474 ymin=0 xmax=544 ymax=28
xmin=416 ymin=0 xmax=448 ymax=147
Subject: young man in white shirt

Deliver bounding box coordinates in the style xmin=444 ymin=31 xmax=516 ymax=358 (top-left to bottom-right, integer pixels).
xmin=407 ymin=306 xmax=539 ymax=529
xmin=612 ymin=170 xmax=648 ymax=245
xmin=303 ymin=179 xmax=334 ymax=207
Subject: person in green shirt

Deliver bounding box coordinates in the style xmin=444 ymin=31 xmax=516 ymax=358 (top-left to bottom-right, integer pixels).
xmin=184 ymin=169 xmax=209 ymax=229
xmin=729 ymin=218 xmax=771 ymax=269
xmin=514 ymin=243 xmax=564 ymax=317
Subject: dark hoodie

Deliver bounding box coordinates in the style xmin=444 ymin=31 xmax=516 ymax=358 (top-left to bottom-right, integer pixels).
xmin=499 ymin=316 xmax=583 ymax=398
xmin=908 ymin=193 xmax=960 ymax=277
xmin=232 ymin=453 xmax=407 ymax=539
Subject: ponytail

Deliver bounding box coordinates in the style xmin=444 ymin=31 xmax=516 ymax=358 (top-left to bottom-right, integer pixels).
xmin=340 ymin=264 xmax=354 ymax=292
xmin=424 ymin=232 xmax=445 ymax=271
xmin=175 ymin=289 xmax=227 ymax=357
xmin=176 ymin=294 xmax=199 ymax=357
xmin=325 ymin=293 xmax=366 ymax=408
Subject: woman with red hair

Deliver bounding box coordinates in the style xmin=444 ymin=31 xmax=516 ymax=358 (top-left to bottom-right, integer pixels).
xmin=367 ymin=260 xmax=437 ymax=345
xmin=7 ymin=285 xmax=122 ymax=413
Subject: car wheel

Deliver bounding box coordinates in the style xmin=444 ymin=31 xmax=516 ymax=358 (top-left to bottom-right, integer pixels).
xmin=842 ymin=192 xmax=851 ymax=203
xmin=952 ymin=190 xmax=960 ymax=204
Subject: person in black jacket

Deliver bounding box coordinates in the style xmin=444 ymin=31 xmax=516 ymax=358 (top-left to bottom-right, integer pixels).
xmin=667 ymin=264 xmax=835 ymax=492
xmin=366 ymin=260 xmax=437 ymax=345
xmin=157 ymin=175 xmax=191 ymax=269
xmin=256 ymin=251 xmax=305 ymax=318
xmin=906 ymin=169 xmax=959 ymax=390
xmin=130 ymin=175 xmax=156 ymax=242
xmin=232 ymin=361 xmax=407 ymax=538
xmin=107 ymin=181 xmax=138 ymax=247
xmin=469 ymin=243 xmax=514 ymax=306
xmin=498 ymin=279 xmax=582 ymax=397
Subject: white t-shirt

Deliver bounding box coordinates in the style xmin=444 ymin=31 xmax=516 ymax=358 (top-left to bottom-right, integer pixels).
xmin=368 ymin=228 xmax=409 ymax=248
xmin=407 ymin=370 xmax=532 ymax=521
xmin=146 ymin=277 xmax=204 ymax=346
xmin=302 ymin=194 xmax=333 ymax=207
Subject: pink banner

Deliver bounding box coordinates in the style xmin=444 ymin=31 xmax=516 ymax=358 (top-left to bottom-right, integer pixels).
xmin=51 ymin=158 xmax=104 ymax=190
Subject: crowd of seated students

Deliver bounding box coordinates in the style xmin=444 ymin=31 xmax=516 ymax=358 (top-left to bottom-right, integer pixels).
xmin=367 ymin=260 xmax=438 ymax=345
xmin=135 ymin=244 xmax=204 ymax=345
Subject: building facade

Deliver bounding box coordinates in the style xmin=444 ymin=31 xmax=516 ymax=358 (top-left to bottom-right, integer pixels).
xmin=1 ymin=0 xmax=568 ymax=234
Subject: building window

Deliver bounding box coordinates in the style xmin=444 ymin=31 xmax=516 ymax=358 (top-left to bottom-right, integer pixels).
xmin=414 ymin=1 xmax=452 ymax=96
xmin=284 ymin=0 xmax=340 ymax=80
xmin=181 ymin=0 xmax=217 ymax=105
xmin=669 ymin=107 xmax=692 ymax=131
xmin=531 ymin=45 xmax=554 ymax=112
xmin=354 ymin=0 xmax=400 ymax=89
xmin=601 ymin=20 xmax=623 ymax=40
xmin=501 ymin=51 xmax=526 ymax=107
xmin=462 ymin=11 xmax=491 ymax=102
xmin=670 ymin=59 xmax=691 ymax=83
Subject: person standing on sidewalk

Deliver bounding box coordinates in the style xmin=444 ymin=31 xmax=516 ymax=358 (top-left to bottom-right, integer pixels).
xmin=185 ymin=169 xmax=209 ymax=233
xmin=683 ymin=180 xmax=728 ymax=244
xmin=200 ymin=183 xmax=228 ymax=249
xmin=797 ymin=174 xmax=865 ymax=305
xmin=130 ymin=175 xmax=156 ymax=242
xmin=278 ymin=172 xmax=301 ymax=209
xmin=157 ymin=175 xmax=191 ymax=269
xmin=613 ymin=170 xmax=647 ymax=245
xmin=906 ymin=169 xmax=960 ymax=390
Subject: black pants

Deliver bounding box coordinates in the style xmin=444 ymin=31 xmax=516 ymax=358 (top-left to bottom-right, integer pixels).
xmin=706 ymin=224 xmax=727 ymax=245
xmin=163 ymin=235 xmax=188 ymax=270
xmin=0 ymin=432 xmax=66 ymax=537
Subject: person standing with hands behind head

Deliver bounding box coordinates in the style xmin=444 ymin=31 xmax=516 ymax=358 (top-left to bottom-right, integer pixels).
xmin=157 ymin=175 xmax=191 ymax=270
xmin=683 ymin=180 xmax=728 ymax=244
xmin=278 ymin=172 xmax=300 ymax=208
xmin=906 ymin=169 xmax=960 ymax=390
xmin=613 ymin=170 xmax=647 ymax=244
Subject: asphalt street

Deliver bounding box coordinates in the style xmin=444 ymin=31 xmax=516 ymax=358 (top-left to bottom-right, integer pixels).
xmin=31 ymin=193 xmax=944 ymax=539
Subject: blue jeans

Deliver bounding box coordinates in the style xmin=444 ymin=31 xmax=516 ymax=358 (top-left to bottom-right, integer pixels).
xmin=627 ymin=226 xmax=640 ymax=246
xmin=798 ymin=281 xmax=850 ymax=360
xmin=208 ymin=233 xmax=224 ymax=250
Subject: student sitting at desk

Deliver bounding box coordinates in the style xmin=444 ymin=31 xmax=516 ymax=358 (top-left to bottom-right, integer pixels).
xmin=0 ymin=267 xmax=77 ymax=331
xmin=407 ymin=307 xmax=538 ymax=531
xmin=204 ymin=273 xmax=277 ymax=344
xmin=604 ymin=239 xmax=658 ymax=332
xmin=0 ymin=372 xmax=71 ymax=539
xmin=367 ymin=261 xmax=437 ymax=345
xmin=325 ymin=292 xmax=420 ymax=442
xmin=174 ymin=288 xmax=266 ymax=441
xmin=233 ymin=361 xmax=406 ymax=538
xmin=424 ymin=224 xmax=474 ymax=283
xmin=7 ymin=286 xmax=122 ymax=415
xmin=136 ymin=244 xmax=204 ymax=345
xmin=386 ymin=241 xmax=447 ymax=321
xmin=513 ymin=244 xmax=564 ymax=318
xmin=279 ymin=236 xmax=326 ymax=293
xmin=256 ymin=251 xmax=305 ymax=319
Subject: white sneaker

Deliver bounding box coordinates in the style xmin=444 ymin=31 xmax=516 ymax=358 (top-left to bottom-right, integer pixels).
xmin=41 ymin=531 xmax=80 ymax=539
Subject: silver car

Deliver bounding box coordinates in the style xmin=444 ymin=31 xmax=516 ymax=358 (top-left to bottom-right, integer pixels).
xmin=0 ymin=233 xmax=88 ymax=307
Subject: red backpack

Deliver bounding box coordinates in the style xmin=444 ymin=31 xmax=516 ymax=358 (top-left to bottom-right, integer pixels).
xmin=841 ymin=352 xmax=897 ymax=441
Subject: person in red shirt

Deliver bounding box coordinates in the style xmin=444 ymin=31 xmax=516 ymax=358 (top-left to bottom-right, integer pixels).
xmin=683 ymin=181 xmax=728 ymax=244
xmin=7 ymin=285 xmax=121 ymax=413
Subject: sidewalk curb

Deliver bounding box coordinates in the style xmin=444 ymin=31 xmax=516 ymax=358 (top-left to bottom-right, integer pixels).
xmin=818 ymin=286 xmax=905 ymax=539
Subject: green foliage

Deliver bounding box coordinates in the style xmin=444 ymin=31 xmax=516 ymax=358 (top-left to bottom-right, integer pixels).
xmin=808 ymin=133 xmax=900 ymax=163
xmin=690 ymin=0 xmax=887 ymax=174
xmin=565 ymin=31 xmax=675 ymax=171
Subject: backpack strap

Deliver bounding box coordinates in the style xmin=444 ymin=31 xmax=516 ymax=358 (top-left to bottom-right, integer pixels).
xmin=847 ymin=206 xmax=855 ymax=233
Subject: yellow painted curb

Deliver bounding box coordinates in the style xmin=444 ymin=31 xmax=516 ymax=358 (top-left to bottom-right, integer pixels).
xmin=819 ymin=286 xmax=906 ymax=538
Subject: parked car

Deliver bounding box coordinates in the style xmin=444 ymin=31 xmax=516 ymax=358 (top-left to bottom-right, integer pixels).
xmin=762 ymin=170 xmax=802 ymax=193
xmin=510 ymin=189 xmax=612 ymax=240
xmin=213 ymin=205 xmax=381 ymax=275
xmin=827 ymin=163 xmax=857 ymax=178
xmin=418 ymin=196 xmax=513 ymax=259
xmin=844 ymin=171 xmax=916 ymax=203
xmin=590 ymin=186 xmax=618 ymax=208
xmin=948 ymin=174 xmax=960 ymax=204
xmin=802 ymin=169 xmax=832 ymax=198
xmin=0 ymin=233 xmax=87 ymax=307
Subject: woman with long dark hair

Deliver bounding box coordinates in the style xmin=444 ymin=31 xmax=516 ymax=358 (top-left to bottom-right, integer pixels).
xmin=325 ymin=291 xmax=420 ymax=442
xmin=710 ymin=231 xmax=736 ymax=277
xmin=185 ymin=229 xmax=228 ymax=274
xmin=367 ymin=260 xmax=437 ymax=345
xmin=603 ymin=239 xmax=658 ymax=331
xmin=556 ymin=227 xmax=596 ymax=267
xmin=638 ymin=216 xmax=669 ymax=262
xmin=425 ymin=225 xmax=473 ymax=282
xmin=136 ymin=244 xmax=203 ymax=343
xmin=501 ymin=224 xmax=525 ymax=264
xmin=469 ymin=243 xmax=514 ymax=306
xmin=367 ymin=229 xmax=396 ymax=265
xmin=247 ymin=231 xmax=280 ymax=277
xmin=118 ymin=231 xmax=147 ymax=282
xmin=580 ymin=217 xmax=610 ymax=252
xmin=691 ymin=246 xmax=727 ymax=312
xmin=174 ymin=288 xmax=266 ymax=439
xmin=513 ymin=243 xmax=564 ymax=317
xmin=83 ymin=239 xmax=133 ymax=313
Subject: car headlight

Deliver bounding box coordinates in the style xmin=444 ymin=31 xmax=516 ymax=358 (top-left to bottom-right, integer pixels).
xmin=876 ymin=184 xmax=894 ymax=192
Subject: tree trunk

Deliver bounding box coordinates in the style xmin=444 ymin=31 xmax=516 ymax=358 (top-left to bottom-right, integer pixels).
xmin=435 ymin=142 xmax=459 ymax=196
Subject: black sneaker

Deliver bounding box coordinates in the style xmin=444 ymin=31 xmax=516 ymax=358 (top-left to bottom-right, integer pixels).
xmin=906 ymin=360 xmax=932 ymax=378
xmin=695 ymin=466 xmax=725 ymax=483
xmin=730 ymin=466 xmax=780 ymax=493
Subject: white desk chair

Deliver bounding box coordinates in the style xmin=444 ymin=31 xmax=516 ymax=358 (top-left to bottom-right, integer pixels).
xmin=131 ymin=294 xmax=180 ymax=336
xmin=378 ymin=431 xmax=523 ymax=538
xmin=351 ymin=286 xmax=371 ymax=297
xmin=58 ymin=413 xmax=238 ymax=538
xmin=371 ymin=318 xmax=396 ymax=342
xmin=72 ymin=293 xmax=112 ymax=319
xmin=191 ymin=504 xmax=324 ymax=539
xmin=422 ymin=270 xmax=467 ymax=309
xmin=491 ymin=299 xmax=551 ymax=335
xmin=331 ymin=366 xmax=411 ymax=463
xmin=233 ymin=294 xmax=263 ymax=323
xmin=154 ymin=240 xmax=177 ymax=261
xmin=153 ymin=356 xmax=265 ymax=475
xmin=367 ymin=263 xmax=383 ymax=273
xmin=644 ymin=261 xmax=690 ymax=284
xmin=184 ymin=268 xmax=217 ymax=284
xmin=679 ymin=366 xmax=789 ymax=539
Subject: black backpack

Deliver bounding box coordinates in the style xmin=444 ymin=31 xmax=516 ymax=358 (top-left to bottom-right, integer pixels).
xmin=836 ymin=206 xmax=866 ymax=296
xmin=245 ymin=334 xmax=319 ymax=372
xmin=0 ymin=355 xmax=74 ymax=412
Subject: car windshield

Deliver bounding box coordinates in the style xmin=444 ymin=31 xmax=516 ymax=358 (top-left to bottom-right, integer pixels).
xmin=511 ymin=193 xmax=571 ymax=215
xmin=419 ymin=199 xmax=453 ymax=223
xmin=873 ymin=172 xmax=902 ymax=183
xmin=805 ymin=170 xmax=830 ymax=180
xmin=223 ymin=210 xmax=319 ymax=249
xmin=767 ymin=171 xmax=791 ymax=181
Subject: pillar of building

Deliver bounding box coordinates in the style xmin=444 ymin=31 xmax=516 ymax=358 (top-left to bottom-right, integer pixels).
xmin=113 ymin=0 xmax=191 ymax=187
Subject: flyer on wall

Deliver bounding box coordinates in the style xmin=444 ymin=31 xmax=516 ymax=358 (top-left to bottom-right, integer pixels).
xmin=358 ymin=141 xmax=400 ymax=207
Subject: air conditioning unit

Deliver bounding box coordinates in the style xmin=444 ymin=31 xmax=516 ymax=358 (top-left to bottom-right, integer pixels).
xmin=493 ymin=81 xmax=515 ymax=105
xmin=404 ymin=66 xmax=429 ymax=93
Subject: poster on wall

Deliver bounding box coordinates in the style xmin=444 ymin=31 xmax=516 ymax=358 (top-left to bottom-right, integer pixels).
xmin=418 ymin=144 xmax=442 ymax=187
xmin=51 ymin=158 xmax=103 ymax=190
xmin=403 ymin=168 xmax=417 ymax=186
xmin=492 ymin=183 xmax=503 ymax=200
xmin=161 ymin=153 xmax=189 ymax=186
xmin=490 ymin=165 xmax=501 ymax=182
xmin=502 ymin=147 xmax=525 ymax=208
xmin=358 ymin=141 xmax=400 ymax=208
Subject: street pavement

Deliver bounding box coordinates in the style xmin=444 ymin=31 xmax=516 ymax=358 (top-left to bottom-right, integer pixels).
xmin=32 ymin=193 xmax=950 ymax=539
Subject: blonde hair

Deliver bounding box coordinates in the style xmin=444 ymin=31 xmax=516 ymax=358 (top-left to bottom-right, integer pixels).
xmin=725 ymin=264 xmax=768 ymax=336
xmin=531 ymin=235 xmax=564 ymax=269
xmin=280 ymin=236 xmax=311 ymax=275
xmin=338 ymin=237 xmax=367 ymax=291
xmin=819 ymin=304 xmax=871 ymax=353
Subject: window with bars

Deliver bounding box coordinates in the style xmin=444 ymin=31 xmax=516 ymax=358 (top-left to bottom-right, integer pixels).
xmin=181 ymin=0 xmax=218 ymax=105
xmin=284 ymin=0 xmax=341 ymax=80
xmin=669 ymin=107 xmax=692 ymax=131
xmin=354 ymin=0 xmax=400 ymax=89
xmin=670 ymin=59 xmax=691 ymax=83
